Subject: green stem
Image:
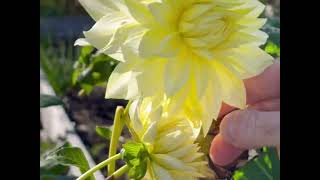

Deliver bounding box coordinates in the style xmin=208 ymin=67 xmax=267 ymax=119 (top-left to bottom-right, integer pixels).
xmin=106 ymin=164 xmax=129 ymax=180
xmin=76 ymin=153 xmax=121 ymax=180
xmin=108 ymin=106 xmax=125 ymax=176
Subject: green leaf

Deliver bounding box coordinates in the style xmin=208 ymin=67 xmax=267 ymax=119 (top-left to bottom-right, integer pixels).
xmin=71 ymin=46 xmax=118 ymax=96
xmin=233 ymin=147 xmax=280 ymax=180
xmin=128 ymin=158 xmax=148 ymax=180
xmin=80 ymin=46 xmax=94 ymax=57
xmin=265 ymin=41 xmax=280 ymax=57
xmin=122 ymin=142 xmax=149 ymax=180
xmin=95 ymin=125 xmax=112 ymax=140
xmin=122 ymin=142 xmax=147 ymax=160
xmin=71 ymin=69 xmax=81 ymax=86
xmin=40 ymin=159 xmax=69 ymax=176
xmin=40 ymin=175 xmax=77 ymax=180
xmin=40 ymin=139 xmax=57 ymax=155
xmin=80 ymin=83 xmax=94 ymax=95
xmin=40 ymin=94 xmax=63 ymax=108
xmin=44 ymin=143 xmax=95 ymax=180
xmin=41 ymin=142 xmax=70 ymax=176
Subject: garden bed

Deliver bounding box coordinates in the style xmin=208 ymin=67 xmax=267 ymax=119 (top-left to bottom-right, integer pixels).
xmin=40 ymin=69 xmax=105 ymax=179
xmin=62 ymin=87 xmax=131 ymax=175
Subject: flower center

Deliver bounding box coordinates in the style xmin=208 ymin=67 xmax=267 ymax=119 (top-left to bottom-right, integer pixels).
xmin=178 ymin=3 xmax=232 ymax=59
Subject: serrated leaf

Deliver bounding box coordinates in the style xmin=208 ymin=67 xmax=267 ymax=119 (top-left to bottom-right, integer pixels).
xmin=44 ymin=144 xmax=95 ymax=180
xmin=95 ymin=125 xmax=112 ymax=140
xmin=40 ymin=94 xmax=63 ymax=108
xmin=233 ymin=147 xmax=280 ymax=180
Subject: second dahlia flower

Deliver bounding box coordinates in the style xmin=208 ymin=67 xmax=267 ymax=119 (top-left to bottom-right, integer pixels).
xmin=126 ymin=98 xmax=213 ymax=180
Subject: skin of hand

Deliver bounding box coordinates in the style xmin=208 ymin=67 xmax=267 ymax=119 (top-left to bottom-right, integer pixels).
xmin=209 ymin=62 xmax=280 ymax=166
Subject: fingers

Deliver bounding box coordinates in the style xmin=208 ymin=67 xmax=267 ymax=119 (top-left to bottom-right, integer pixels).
xmin=219 ymin=110 xmax=280 ymax=149
xmin=218 ymin=63 xmax=280 ymax=119
xmin=245 ymin=62 xmax=280 ymax=105
xmin=211 ymin=63 xmax=280 ymax=166
xmin=210 ymin=134 xmax=244 ymax=166
xmin=211 ymin=99 xmax=280 ymax=166
xmin=248 ymin=98 xmax=280 ymax=111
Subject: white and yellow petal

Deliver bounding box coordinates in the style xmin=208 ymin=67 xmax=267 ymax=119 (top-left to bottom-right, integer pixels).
xmin=216 ymin=46 xmax=274 ymax=79
xmin=83 ymin=12 xmax=129 ymax=50
xmin=214 ymin=61 xmax=246 ymax=109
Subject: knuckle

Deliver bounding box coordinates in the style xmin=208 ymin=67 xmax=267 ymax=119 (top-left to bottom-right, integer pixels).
xmin=222 ymin=110 xmax=258 ymax=149
xmin=220 ymin=111 xmax=249 ymax=147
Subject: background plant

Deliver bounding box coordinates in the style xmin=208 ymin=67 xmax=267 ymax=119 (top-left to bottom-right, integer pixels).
xmin=71 ymin=46 xmax=118 ymax=96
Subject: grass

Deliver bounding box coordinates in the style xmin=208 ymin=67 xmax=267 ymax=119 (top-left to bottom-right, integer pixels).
xmin=40 ymin=37 xmax=78 ymax=96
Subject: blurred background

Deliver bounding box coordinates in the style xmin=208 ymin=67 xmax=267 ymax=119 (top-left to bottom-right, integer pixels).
xmin=40 ymin=0 xmax=279 ymax=179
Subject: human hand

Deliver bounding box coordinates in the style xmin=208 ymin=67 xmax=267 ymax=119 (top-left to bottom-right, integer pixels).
xmin=210 ymin=63 xmax=280 ymax=166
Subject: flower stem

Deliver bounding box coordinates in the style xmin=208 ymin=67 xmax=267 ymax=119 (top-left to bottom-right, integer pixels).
xmin=108 ymin=106 xmax=125 ymax=176
xmin=76 ymin=153 xmax=121 ymax=180
xmin=106 ymin=164 xmax=129 ymax=180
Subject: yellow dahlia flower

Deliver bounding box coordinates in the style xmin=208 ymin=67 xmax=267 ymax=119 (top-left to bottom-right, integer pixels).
xmin=76 ymin=0 xmax=274 ymax=134
xmin=127 ymin=98 xmax=214 ymax=180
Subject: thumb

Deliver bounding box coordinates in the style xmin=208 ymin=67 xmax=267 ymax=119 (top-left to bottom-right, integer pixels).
xmin=220 ymin=110 xmax=280 ymax=149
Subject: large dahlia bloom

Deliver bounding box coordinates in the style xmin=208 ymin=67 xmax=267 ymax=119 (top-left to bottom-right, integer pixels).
xmin=127 ymin=98 xmax=214 ymax=180
xmin=76 ymin=0 xmax=274 ymax=134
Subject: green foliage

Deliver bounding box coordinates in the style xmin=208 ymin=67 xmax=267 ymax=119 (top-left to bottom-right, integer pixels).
xmin=122 ymin=142 xmax=149 ymax=180
xmin=40 ymin=40 xmax=76 ymax=96
xmin=41 ymin=139 xmax=57 ymax=155
xmin=72 ymin=46 xmax=118 ymax=95
xmin=233 ymin=147 xmax=280 ymax=180
xmin=40 ymin=0 xmax=66 ymax=16
xmin=95 ymin=125 xmax=113 ymax=140
xmin=89 ymin=143 xmax=107 ymax=159
xmin=40 ymin=140 xmax=70 ymax=179
xmin=40 ymin=0 xmax=86 ymax=16
xmin=44 ymin=143 xmax=95 ymax=180
xmin=262 ymin=17 xmax=280 ymax=59
xmin=263 ymin=17 xmax=280 ymax=47
xmin=265 ymin=41 xmax=280 ymax=58
xmin=40 ymin=175 xmax=77 ymax=180
xmin=128 ymin=159 xmax=148 ymax=180
xmin=41 ymin=94 xmax=64 ymax=108
xmin=41 ymin=157 xmax=69 ymax=176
